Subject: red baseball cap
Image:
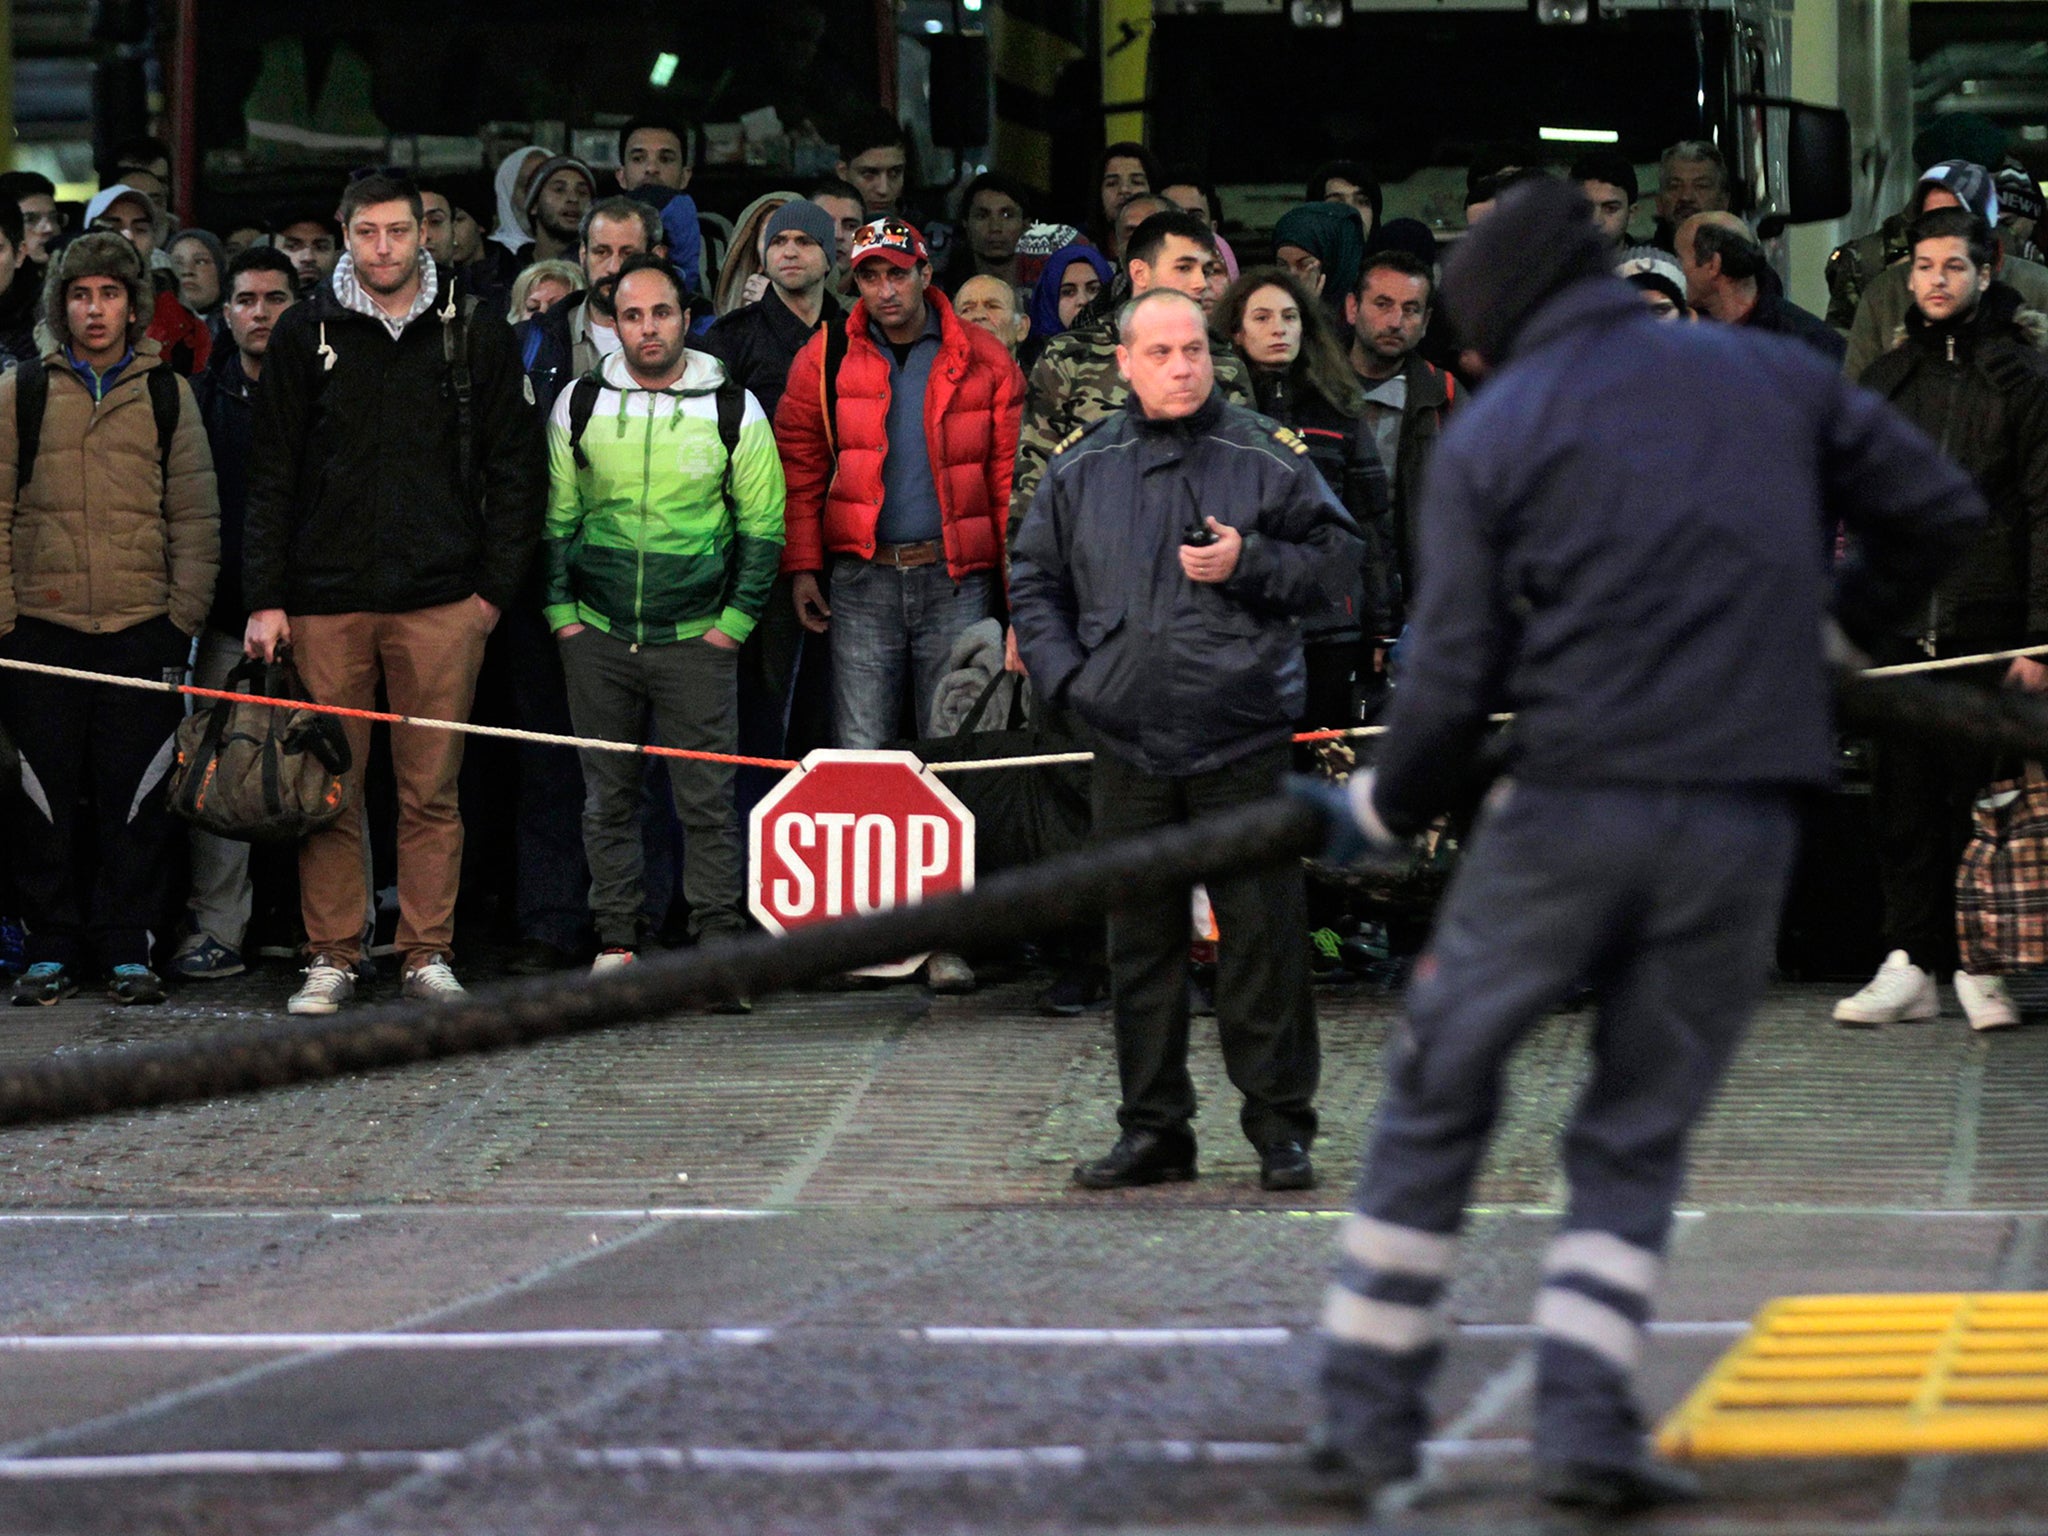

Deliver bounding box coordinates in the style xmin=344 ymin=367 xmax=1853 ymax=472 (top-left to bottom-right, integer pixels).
xmin=850 ymin=218 xmax=929 ymax=271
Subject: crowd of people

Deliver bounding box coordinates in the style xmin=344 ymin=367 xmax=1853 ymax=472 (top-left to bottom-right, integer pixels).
xmin=0 ymin=106 xmax=2044 ymax=1057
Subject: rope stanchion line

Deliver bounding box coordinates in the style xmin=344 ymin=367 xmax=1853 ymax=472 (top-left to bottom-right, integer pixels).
xmin=9 ymin=644 xmax=2041 ymax=779
xmin=2 ymin=660 xmax=2047 ymax=1127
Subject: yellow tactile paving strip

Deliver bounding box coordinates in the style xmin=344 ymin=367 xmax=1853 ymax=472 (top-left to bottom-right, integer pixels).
xmin=1659 ymin=1293 xmax=2048 ymax=1459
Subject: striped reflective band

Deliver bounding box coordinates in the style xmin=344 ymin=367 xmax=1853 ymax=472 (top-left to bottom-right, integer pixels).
xmin=1534 ymin=1286 xmax=1642 ymax=1371
xmin=1542 ymin=1230 xmax=1662 ymax=1297
xmin=1341 ymin=1214 xmax=1458 ymax=1278
xmin=1322 ymin=1285 xmax=1445 ymax=1353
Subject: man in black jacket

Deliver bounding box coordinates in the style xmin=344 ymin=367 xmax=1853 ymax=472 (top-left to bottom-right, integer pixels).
xmin=1011 ymin=288 xmax=1361 ymax=1195
xmin=1836 ymin=206 xmax=2048 ymax=1030
xmin=702 ymin=199 xmax=843 ymax=421
xmin=701 ymin=198 xmax=845 ymax=790
xmin=1676 ymin=212 xmax=1845 ymax=364
xmin=174 ymin=246 xmax=297 ymax=981
xmin=243 ymin=172 xmax=546 ymax=1016
xmin=1309 ymin=179 xmax=1982 ymax=1514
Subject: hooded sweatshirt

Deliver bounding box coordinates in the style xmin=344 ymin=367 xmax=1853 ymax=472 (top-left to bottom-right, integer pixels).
xmin=543 ymin=347 xmax=787 ymax=644
xmin=490 ymin=145 xmax=548 ymax=256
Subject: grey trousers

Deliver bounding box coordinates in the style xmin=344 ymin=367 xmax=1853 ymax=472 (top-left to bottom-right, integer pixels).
xmin=1321 ymin=781 xmax=1797 ymax=1470
xmin=560 ymin=627 xmax=745 ymax=948
xmin=185 ymin=627 xmax=254 ymax=949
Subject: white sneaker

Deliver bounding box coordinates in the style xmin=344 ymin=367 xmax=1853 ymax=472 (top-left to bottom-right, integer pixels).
xmin=401 ymin=954 xmax=467 ymax=1003
xmin=1955 ymin=971 xmax=2020 ymax=1032
xmin=924 ymin=951 xmax=976 ymax=994
xmin=591 ymin=948 xmax=636 ymax=975
xmin=288 ymin=956 xmax=356 ymax=1017
xmin=1833 ymin=950 xmax=1939 ymax=1027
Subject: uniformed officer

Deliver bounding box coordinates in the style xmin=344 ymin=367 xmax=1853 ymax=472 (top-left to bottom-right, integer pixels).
xmin=1011 ymin=288 xmax=1361 ymax=1194
xmin=1306 ymin=178 xmax=1986 ymax=1513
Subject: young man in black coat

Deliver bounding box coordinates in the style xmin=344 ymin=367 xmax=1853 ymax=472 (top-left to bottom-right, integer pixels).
xmin=243 ymin=173 xmax=545 ymax=1016
xmin=1837 ymin=206 xmax=2048 ymax=1030
xmin=1309 ymin=178 xmax=1984 ymax=1515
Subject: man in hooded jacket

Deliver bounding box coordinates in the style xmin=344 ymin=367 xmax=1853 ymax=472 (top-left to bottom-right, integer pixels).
xmin=1306 ymin=177 xmax=1988 ymax=1514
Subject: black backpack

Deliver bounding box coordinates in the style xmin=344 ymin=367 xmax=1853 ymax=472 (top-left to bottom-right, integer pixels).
xmin=12 ymin=357 xmax=180 ymax=495
xmin=564 ymin=370 xmax=747 ymax=511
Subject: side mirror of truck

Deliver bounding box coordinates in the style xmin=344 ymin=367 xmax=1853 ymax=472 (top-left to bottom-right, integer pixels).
xmin=1785 ymin=102 xmax=1854 ymax=224
xmin=1742 ymin=96 xmax=1854 ymax=231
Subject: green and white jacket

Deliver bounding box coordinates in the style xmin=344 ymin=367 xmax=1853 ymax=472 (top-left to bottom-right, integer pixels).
xmin=543 ymin=349 xmax=786 ymax=643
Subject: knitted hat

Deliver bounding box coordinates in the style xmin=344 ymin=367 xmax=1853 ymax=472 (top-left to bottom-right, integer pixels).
xmin=763 ymin=199 xmax=838 ymax=253
xmin=1998 ymin=163 xmax=2047 ymax=225
xmin=523 ymin=156 xmax=595 ymax=216
xmin=1441 ymin=176 xmax=1612 ymax=364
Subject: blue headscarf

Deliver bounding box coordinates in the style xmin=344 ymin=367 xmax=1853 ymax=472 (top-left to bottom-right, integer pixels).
xmin=1028 ymin=243 xmax=1115 ymax=343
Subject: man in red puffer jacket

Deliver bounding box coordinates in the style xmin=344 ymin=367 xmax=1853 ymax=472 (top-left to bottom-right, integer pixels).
xmin=775 ymin=217 xmax=1024 ymax=758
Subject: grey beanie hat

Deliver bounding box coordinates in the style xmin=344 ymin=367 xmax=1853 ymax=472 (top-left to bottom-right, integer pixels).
xmin=763 ymin=199 xmax=838 ymax=254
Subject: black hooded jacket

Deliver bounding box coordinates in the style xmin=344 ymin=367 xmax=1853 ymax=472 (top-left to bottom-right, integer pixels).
xmin=243 ymin=263 xmax=546 ymax=616
xmin=0 ymin=266 xmax=38 ymax=371
xmin=1858 ymin=280 xmax=2048 ymax=646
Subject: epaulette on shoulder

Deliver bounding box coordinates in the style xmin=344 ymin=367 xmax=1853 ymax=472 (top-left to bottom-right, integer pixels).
xmin=1051 ymin=424 xmax=1089 ymax=457
xmin=1269 ymin=424 xmax=1311 ymax=457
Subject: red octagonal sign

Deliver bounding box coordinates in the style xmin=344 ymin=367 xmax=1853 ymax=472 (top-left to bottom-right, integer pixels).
xmin=748 ymin=750 xmax=976 ymax=977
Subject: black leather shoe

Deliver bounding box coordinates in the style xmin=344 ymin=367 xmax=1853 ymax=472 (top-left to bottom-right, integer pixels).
xmin=507 ymin=937 xmax=579 ymax=976
xmin=1258 ymin=1140 xmax=1315 ymax=1191
xmin=1537 ymin=1456 xmax=1703 ymax=1513
xmin=1073 ymin=1131 xmax=1196 ymax=1190
xmin=1305 ymin=1422 xmax=1420 ymax=1506
xmin=1037 ymin=963 xmax=1110 ymax=1016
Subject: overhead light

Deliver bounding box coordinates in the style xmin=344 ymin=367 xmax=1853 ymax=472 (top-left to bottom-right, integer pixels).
xmin=962 ymin=0 xmax=983 ymax=9
xmin=1540 ymin=126 xmax=1620 ymax=144
xmin=923 ymin=17 xmax=944 ymax=33
xmin=1533 ymin=0 xmax=1596 ymax=24
xmin=649 ymin=52 xmax=678 ymax=88
xmin=1288 ymin=0 xmax=1344 ymax=28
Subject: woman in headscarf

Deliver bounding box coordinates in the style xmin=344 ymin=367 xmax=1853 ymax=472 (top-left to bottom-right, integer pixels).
xmin=1023 ymin=242 xmax=1113 ymax=370
xmin=1271 ymin=201 xmax=1368 ymax=325
xmin=1218 ymin=265 xmax=1392 ymax=728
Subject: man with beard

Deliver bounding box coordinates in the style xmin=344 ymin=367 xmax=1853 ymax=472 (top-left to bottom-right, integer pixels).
xmin=517 ymin=197 xmax=661 ymax=414
xmin=546 ymin=256 xmax=785 ymax=974
xmin=1345 ymin=251 xmax=1458 ymax=616
xmin=242 ymin=172 xmax=546 ymax=1015
xmin=517 ymin=157 xmax=595 ymax=268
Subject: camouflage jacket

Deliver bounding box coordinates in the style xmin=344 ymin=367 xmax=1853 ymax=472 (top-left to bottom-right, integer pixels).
xmin=1824 ymin=214 xmax=1909 ymax=332
xmin=1009 ymin=309 xmax=1253 ymax=544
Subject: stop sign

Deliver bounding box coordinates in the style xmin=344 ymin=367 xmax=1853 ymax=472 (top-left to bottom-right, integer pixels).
xmin=748 ymin=749 xmax=976 ymax=976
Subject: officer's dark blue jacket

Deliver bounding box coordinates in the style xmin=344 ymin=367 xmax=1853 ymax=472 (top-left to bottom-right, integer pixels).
xmin=1011 ymin=390 xmax=1362 ymax=777
xmin=1371 ymin=277 xmax=1987 ymax=837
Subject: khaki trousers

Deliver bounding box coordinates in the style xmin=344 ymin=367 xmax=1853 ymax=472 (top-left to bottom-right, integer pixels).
xmin=291 ymin=599 xmax=490 ymax=969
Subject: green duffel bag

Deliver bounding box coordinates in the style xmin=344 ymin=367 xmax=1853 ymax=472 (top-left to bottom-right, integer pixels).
xmin=167 ymin=652 xmax=353 ymax=843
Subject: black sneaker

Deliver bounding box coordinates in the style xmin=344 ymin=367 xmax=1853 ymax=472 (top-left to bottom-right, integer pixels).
xmin=1537 ymin=1456 xmax=1703 ymax=1513
xmin=507 ymin=936 xmax=580 ymax=976
xmin=1258 ymin=1140 xmax=1315 ymax=1191
xmin=107 ymin=964 xmax=166 ymax=1005
xmin=1073 ymin=1130 xmax=1197 ymax=1190
xmin=1037 ymin=963 xmax=1110 ymax=1016
xmin=11 ymin=962 xmax=76 ymax=1007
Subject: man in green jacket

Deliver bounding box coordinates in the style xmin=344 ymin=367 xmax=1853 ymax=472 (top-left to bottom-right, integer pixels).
xmin=545 ymin=256 xmax=786 ymax=970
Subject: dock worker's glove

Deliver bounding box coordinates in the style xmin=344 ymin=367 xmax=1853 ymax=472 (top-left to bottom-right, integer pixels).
xmin=1286 ymin=770 xmax=1409 ymax=866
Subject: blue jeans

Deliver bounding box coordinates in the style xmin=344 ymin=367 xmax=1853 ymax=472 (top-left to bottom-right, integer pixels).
xmin=826 ymin=558 xmax=993 ymax=748
xmin=1320 ymin=781 xmax=1797 ymax=1469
